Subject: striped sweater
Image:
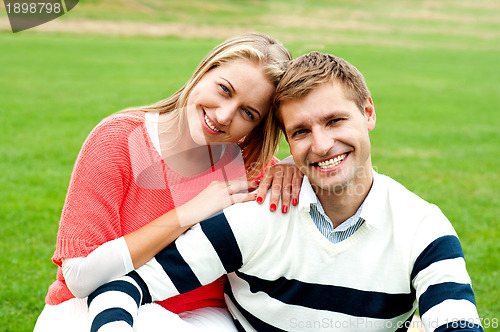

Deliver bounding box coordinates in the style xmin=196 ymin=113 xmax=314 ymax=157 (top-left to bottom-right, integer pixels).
xmin=88 ymin=172 xmax=483 ymax=332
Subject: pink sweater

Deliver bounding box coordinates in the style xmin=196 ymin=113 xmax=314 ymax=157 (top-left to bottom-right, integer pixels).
xmin=46 ymin=111 xmax=253 ymax=313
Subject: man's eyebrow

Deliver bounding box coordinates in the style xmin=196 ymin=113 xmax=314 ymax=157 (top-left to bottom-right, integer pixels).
xmin=221 ymin=77 xmax=262 ymax=119
xmin=320 ymin=112 xmax=346 ymax=123
xmin=316 ymin=111 xmax=350 ymax=125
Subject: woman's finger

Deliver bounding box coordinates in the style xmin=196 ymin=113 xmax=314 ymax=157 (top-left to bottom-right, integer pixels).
xmin=230 ymin=192 xmax=259 ymax=204
xmin=279 ymin=165 xmax=294 ymax=213
xmin=255 ymin=172 xmax=273 ymax=204
xmin=267 ymin=168 xmax=283 ymax=212
xmin=290 ymin=167 xmax=303 ymax=207
xmin=226 ymin=179 xmax=258 ymax=195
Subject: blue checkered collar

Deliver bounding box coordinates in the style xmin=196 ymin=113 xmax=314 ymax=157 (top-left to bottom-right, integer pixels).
xmin=297 ymin=170 xmax=383 ymax=230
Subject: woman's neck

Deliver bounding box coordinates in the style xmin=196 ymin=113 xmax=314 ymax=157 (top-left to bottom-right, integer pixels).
xmin=158 ymin=113 xmax=224 ymax=176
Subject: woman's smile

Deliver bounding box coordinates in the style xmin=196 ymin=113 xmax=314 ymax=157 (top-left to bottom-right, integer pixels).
xmin=203 ymin=110 xmax=225 ymax=134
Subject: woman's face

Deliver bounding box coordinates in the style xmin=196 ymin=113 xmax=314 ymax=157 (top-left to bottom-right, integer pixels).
xmin=186 ymin=59 xmax=275 ymax=146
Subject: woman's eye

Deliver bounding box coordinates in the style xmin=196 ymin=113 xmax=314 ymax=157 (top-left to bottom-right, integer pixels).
xmin=243 ymin=109 xmax=255 ymax=120
xmin=220 ymin=84 xmax=230 ymax=95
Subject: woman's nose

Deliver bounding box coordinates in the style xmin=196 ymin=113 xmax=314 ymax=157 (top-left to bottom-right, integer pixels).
xmin=215 ymin=102 xmax=238 ymax=126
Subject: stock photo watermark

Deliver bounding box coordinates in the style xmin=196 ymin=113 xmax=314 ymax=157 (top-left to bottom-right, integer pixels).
xmin=289 ymin=316 xmax=498 ymax=330
xmin=4 ymin=0 xmax=78 ymax=32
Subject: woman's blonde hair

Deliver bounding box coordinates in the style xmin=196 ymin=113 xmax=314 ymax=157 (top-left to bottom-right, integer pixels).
xmin=127 ymin=33 xmax=291 ymax=179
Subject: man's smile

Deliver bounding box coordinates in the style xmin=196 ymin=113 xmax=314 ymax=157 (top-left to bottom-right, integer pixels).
xmin=312 ymin=153 xmax=349 ymax=170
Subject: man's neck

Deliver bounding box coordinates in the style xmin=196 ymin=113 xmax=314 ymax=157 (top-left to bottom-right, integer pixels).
xmin=315 ymin=173 xmax=373 ymax=228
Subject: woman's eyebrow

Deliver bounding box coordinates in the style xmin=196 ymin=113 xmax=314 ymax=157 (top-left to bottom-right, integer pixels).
xmin=246 ymin=106 xmax=262 ymax=119
xmin=220 ymin=77 xmax=236 ymax=93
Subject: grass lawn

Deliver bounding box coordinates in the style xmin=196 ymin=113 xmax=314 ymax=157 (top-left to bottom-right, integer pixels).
xmin=1 ymin=0 xmax=499 ymax=330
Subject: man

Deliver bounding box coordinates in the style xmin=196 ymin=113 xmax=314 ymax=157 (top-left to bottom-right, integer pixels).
xmin=88 ymin=52 xmax=483 ymax=332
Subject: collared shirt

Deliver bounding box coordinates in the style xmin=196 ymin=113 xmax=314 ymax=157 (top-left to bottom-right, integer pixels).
xmin=310 ymin=199 xmax=365 ymax=243
xmin=297 ymin=176 xmax=369 ymax=244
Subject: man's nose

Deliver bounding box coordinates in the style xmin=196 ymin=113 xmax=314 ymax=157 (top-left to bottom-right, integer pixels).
xmin=311 ymin=129 xmax=334 ymax=156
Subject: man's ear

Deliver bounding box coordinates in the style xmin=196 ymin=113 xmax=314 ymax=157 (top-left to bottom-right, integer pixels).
xmin=364 ymin=97 xmax=376 ymax=131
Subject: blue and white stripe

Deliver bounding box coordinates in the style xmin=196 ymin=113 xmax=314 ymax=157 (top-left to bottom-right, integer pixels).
xmin=87 ymin=172 xmax=483 ymax=332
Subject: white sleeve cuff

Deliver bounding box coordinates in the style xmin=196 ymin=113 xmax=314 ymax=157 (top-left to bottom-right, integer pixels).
xmin=62 ymin=236 xmax=134 ymax=298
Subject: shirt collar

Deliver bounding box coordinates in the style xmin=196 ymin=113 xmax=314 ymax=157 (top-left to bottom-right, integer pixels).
xmin=297 ymin=176 xmax=318 ymax=213
xmin=297 ymin=170 xmax=386 ymax=230
xmin=359 ymin=170 xmax=386 ymax=230
xmin=311 ymin=199 xmax=364 ymax=232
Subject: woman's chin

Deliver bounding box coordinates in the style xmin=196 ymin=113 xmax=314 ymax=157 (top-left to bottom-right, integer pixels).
xmin=190 ymin=134 xmax=209 ymax=146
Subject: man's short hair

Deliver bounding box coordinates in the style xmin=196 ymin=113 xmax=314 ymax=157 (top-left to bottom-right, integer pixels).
xmin=273 ymin=51 xmax=371 ymax=131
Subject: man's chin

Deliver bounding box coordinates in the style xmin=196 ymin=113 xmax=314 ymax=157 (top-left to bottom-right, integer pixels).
xmin=305 ymin=168 xmax=346 ymax=188
xmin=310 ymin=181 xmax=349 ymax=196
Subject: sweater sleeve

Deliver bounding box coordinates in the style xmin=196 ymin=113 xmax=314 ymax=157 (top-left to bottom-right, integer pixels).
xmin=52 ymin=114 xmax=138 ymax=266
xmin=87 ymin=201 xmax=269 ymax=331
xmin=410 ymin=205 xmax=483 ymax=331
xmin=133 ymin=201 xmax=269 ymax=301
xmin=88 ymin=202 xmax=260 ymax=305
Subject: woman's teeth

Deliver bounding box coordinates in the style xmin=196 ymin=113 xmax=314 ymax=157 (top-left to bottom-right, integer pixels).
xmin=317 ymin=154 xmax=347 ymax=169
xmin=204 ymin=114 xmax=223 ymax=132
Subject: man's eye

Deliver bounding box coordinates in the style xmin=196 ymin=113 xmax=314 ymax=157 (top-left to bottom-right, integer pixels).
xmin=328 ymin=118 xmax=343 ymax=126
xmin=292 ymin=129 xmax=308 ymax=137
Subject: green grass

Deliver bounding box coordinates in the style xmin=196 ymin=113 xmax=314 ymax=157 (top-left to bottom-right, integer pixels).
xmin=1 ymin=0 xmax=499 ymax=330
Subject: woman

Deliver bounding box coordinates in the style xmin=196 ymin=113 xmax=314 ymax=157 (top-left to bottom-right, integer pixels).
xmin=34 ymin=33 xmax=301 ymax=331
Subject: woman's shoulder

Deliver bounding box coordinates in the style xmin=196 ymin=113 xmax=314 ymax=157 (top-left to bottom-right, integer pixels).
xmin=76 ymin=111 xmax=148 ymax=159
xmin=96 ymin=110 xmax=146 ymax=130
xmin=88 ymin=111 xmax=147 ymax=140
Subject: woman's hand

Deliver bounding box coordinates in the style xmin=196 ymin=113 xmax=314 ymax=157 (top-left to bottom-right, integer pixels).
xmin=255 ymin=156 xmax=303 ymax=213
xmin=176 ymin=179 xmax=258 ymax=227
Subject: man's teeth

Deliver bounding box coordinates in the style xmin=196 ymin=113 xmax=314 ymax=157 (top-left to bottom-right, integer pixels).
xmin=317 ymin=154 xmax=347 ymax=169
xmin=204 ymin=114 xmax=223 ymax=132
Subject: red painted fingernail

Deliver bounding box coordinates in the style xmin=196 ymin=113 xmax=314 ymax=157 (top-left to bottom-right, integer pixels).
xmin=282 ymin=205 xmax=288 ymax=214
xmin=256 ymin=196 xmax=264 ymax=204
xmin=292 ymin=199 xmax=298 ymax=206
xmin=270 ymin=203 xmax=277 ymax=211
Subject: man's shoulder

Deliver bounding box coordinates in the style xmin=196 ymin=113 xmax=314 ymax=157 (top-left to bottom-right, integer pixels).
xmin=376 ymin=172 xmax=434 ymax=209
xmin=223 ymin=195 xmax=297 ymax=233
xmin=373 ymin=172 xmax=457 ymax=246
xmin=224 ymin=199 xmax=283 ymax=222
xmin=373 ymin=172 xmax=447 ymax=223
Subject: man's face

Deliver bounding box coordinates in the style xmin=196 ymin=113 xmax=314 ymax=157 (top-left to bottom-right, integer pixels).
xmin=281 ymin=82 xmax=376 ymax=197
